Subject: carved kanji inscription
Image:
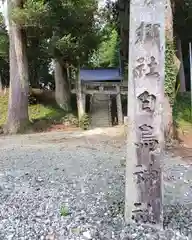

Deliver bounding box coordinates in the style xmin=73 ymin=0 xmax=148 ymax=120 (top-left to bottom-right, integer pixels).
xmin=139 ymin=124 xmax=153 ymax=137
xmin=138 ymin=91 xmax=156 ymax=112
xmin=135 ymin=22 xmax=145 ymax=44
xmin=133 ymin=56 xmax=159 ymax=79
xmin=133 ymin=57 xmax=146 ymax=78
xmin=146 ymin=56 xmax=160 ymax=77
xmin=134 ymin=169 xmax=159 ymax=184
xmin=144 ymin=0 xmax=154 ymax=5
xmin=135 ymin=22 xmax=160 ymax=50
xmin=132 ymin=202 xmax=159 ymax=224
xmin=139 ymin=124 xmax=158 ymax=148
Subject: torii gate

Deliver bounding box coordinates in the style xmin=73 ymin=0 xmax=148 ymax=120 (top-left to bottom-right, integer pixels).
xmin=126 ymin=0 xmax=165 ymax=226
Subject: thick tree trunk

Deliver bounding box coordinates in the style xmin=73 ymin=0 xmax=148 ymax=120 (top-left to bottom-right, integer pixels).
xmin=165 ymin=0 xmax=173 ymax=40
xmin=166 ymin=0 xmax=180 ymax=71
xmin=176 ymin=37 xmax=186 ymax=92
xmin=126 ymin=0 xmax=165 ymax=226
xmin=5 ymin=0 xmax=29 ymax=134
xmin=118 ymin=0 xmax=130 ymax=70
xmin=163 ymin=0 xmax=180 ymax=140
xmin=54 ymin=59 xmax=71 ymax=111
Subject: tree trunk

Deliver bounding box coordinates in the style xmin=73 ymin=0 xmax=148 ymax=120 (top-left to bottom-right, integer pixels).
xmin=0 ymin=74 xmax=3 ymax=93
xmin=176 ymin=37 xmax=186 ymax=92
xmin=5 ymin=0 xmax=29 ymax=134
xmin=76 ymin=66 xmax=85 ymax=120
xmin=126 ymin=0 xmax=165 ymax=226
xmin=28 ymin=37 xmax=41 ymax=88
xmin=54 ymin=59 xmax=71 ymax=111
xmin=164 ymin=0 xmax=180 ymax=140
xmin=165 ymin=0 xmax=180 ymax=71
xmin=165 ymin=0 xmax=173 ymax=40
xmin=118 ymin=0 xmax=130 ymax=70
xmin=30 ymin=59 xmax=39 ymax=88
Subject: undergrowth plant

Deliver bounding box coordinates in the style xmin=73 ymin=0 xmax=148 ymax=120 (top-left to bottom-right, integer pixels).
xmin=165 ymin=39 xmax=178 ymax=105
xmin=79 ymin=113 xmax=90 ymax=130
xmin=60 ymin=206 xmax=70 ymax=217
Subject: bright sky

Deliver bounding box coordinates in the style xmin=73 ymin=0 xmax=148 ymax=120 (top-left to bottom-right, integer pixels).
xmin=98 ymin=0 xmax=106 ymax=8
xmin=0 ymin=1 xmax=6 ymax=13
xmin=0 ymin=1 xmax=7 ymax=18
xmin=98 ymin=0 xmax=116 ymax=8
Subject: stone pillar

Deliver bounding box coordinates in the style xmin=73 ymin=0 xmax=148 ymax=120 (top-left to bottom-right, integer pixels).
xmin=116 ymin=85 xmax=123 ymax=125
xmin=125 ymin=0 xmax=165 ymax=227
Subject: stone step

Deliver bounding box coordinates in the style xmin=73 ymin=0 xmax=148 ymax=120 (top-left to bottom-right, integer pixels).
xmin=90 ymin=94 xmax=111 ymax=128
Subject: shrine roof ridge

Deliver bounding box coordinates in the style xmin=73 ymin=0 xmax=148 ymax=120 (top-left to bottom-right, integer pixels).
xmin=80 ymin=68 xmax=122 ymax=82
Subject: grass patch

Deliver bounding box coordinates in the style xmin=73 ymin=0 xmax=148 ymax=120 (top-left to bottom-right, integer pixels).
xmin=29 ymin=104 xmax=66 ymax=123
xmin=60 ymin=206 xmax=71 ymax=217
xmin=0 ymin=90 xmax=78 ymax=132
xmin=173 ymin=92 xmax=192 ymax=130
xmin=0 ymin=93 xmax=8 ymax=125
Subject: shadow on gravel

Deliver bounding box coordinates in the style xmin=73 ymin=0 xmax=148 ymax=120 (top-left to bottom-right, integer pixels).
xmin=107 ymin=199 xmax=192 ymax=237
xmin=163 ymin=203 xmax=192 ymax=237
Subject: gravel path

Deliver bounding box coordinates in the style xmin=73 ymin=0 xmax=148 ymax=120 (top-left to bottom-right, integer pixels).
xmin=0 ymin=128 xmax=192 ymax=240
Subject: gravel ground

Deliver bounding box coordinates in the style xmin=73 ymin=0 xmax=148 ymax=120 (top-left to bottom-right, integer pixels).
xmin=0 ymin=128 xmax=192 ymax=240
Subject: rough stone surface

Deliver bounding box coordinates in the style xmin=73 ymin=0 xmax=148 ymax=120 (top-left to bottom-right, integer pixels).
xmin=0 ymin=128 xmax=191 ymax=239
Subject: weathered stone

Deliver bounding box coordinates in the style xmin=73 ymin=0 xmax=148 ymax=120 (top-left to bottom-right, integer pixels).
xmin=126 ymin=0 xmax=165 ymax=226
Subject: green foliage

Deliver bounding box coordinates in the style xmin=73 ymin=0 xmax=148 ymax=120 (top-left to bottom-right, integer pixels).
xmin=89 ymin=27 xmax=119 ymax=68
xmin=61 ymin=113 xmax=78 ymax=126
xmin=173 ymin=92 xmax=192 ymax=129
xmin=0 ymin=91 xmax=67 ymax=127
xmin=79 ymin=113 xmax=90 ymax=130
xmin=100 ymin=0 xmax=118 ymax=29
xmin=1 ymin=0 xmax=102 ymax=89
xmin=28 ymin=92 xmax=38 ymax=105
xmin=0 ymin=12 xmax=3 ymax=25
xmin=43 ymin=0 xmax=101 ymax=66
xmin=11 ymin=0 xmax=49 ymax=27
xmin=29 ymin=104 xmax=66 ymax=123
xmin=0 ymin=14 xmax=9 ymax=87
xmin=60 ymin=206 xmax=70 ymax=217
xmin=165 ymin=39 xmax=178 ymax=104
xmin=0 ymin=13 xmax=8 ymax=60
xmin=10 ymin=0 xmax=101 ymax=64
xmin=0 ymin=34 xmax=8 ymax=58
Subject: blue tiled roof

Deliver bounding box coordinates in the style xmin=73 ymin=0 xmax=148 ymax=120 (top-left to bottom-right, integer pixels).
xmin=80 ymin=68 xmax=122 ymax=82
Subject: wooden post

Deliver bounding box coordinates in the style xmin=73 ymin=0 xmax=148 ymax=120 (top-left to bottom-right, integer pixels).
xmin=76 ymin=66 xmax=85 ymax=119
xmin=116 ymin=85 xmax=123 ymax=125
xmin=125 ymin=0 xmax=165 ymax=226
